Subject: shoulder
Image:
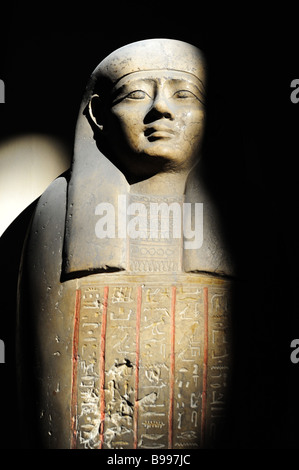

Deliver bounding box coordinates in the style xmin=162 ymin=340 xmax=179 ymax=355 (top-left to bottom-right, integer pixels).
xmin=32 ymin=173 xmax=68 ymax=222
xmin=26 ymin=174 xmax=69 ymax=259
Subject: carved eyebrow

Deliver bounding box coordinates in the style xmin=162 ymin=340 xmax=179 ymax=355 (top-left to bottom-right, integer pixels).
xmin=114 ymin=78 xmax=157 ymax=89
xmin=172 ymin=88 xmax=205 ymax=106
xmin=110 ymin=77 xmax=206 ymax=105
xmin=169 ymin=79 xmax=205 ymax=100
xmin=111 ymin=79 xmax=156 ymax=103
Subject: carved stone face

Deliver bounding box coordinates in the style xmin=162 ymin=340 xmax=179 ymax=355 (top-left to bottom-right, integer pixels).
xmin=88 ymin=39 xmax=206 ymax=182
xmin=105 ymin=70 xmax=205 ymax=174
xmin=90 ymin=70 xmax=205 ymax=181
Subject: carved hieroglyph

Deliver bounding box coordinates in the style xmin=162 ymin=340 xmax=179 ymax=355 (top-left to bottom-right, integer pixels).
xmin=71 ymin=273 xmax=231 ymax=449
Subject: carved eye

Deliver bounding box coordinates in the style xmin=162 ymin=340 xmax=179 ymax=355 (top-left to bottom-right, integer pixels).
xmin=173 ymin=90 xmax=198 ymax=99
xmin=126 ymin=90 xmax=148 ymax=100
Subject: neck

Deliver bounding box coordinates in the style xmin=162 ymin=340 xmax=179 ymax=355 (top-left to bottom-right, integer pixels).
xmin=129 ymin=168 xmax=190 ymax=196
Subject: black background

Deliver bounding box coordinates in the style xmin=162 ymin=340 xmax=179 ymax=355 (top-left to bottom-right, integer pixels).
xmin=1 ymin=2 xmax=299 ymax=451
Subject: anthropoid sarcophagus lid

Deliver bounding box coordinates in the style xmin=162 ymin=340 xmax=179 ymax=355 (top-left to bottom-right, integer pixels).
xmin=17 ymin=39 xmax=236 ymax=449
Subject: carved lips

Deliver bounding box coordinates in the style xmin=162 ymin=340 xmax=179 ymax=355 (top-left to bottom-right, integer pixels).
xmin=144 ymin=125 xmax=176 ymax=141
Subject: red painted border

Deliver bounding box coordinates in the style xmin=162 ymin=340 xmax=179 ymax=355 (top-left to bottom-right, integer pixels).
xmin=99 ymin=286 xmax=109 ymax=449
xmin=168 ymin=286 xmax=176 ymax=449
xmin=70 ymin=288 xmax=81 ymax=449
xmin=201 ymin=286 xmax=209 ymax=447
xmin=133 ymin=285 xmax=142 ymax=449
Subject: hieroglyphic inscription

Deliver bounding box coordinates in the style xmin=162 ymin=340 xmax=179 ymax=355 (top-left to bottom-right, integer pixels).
xmin=173 ymin=286 xmax=204 ymax=449
xmin=72 ymin=276 xmax=232 ymax=449
xmin=137 ymin=286 xmax=172 ymax=449
xmin=102 ymin=286 xmax=137 ymax=449
xmin=75 ymin=285 xmax=104 ymax=449
xmin=206 ymin=288 xmax=232 ymax=446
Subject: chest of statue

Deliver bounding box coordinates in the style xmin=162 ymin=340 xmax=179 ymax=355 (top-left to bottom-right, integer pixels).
xmin=18 ymin=181 xmax=233 ymax=449
xmin=71 ymin=272 xmax=231 ymax=449
xmin=21 ymin=271 xmax=232 ymax=449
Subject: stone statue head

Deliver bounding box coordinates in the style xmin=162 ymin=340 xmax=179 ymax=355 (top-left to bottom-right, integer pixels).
xmin=64 ymin=39 xmax=219 ymax=277
xmin=85 ymin=39 xmax=207 ymax=183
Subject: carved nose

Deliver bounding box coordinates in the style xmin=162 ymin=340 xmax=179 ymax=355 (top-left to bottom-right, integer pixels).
xmin=144 ymin=93 xmax=174 ymax=123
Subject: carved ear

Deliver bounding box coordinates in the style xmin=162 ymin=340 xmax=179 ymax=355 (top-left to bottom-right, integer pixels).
xmin=88 ymin=94 xmax=104 ymax=131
